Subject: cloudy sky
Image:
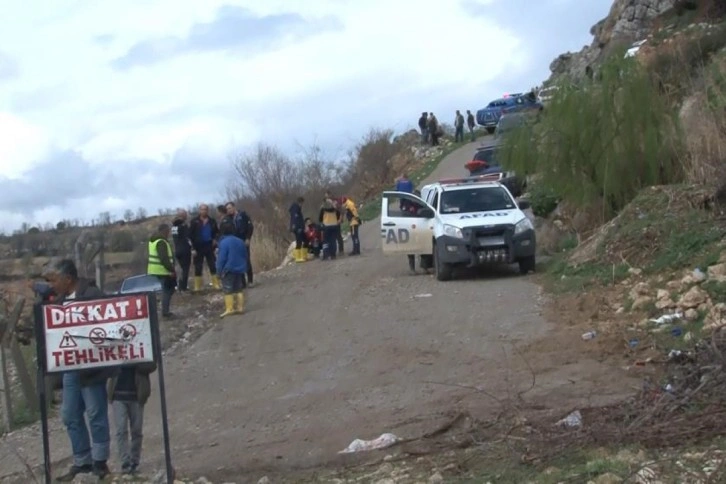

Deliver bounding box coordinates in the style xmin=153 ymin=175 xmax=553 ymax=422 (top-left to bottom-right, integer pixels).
xmin=0 ymin=0 xmax=612 ymax=232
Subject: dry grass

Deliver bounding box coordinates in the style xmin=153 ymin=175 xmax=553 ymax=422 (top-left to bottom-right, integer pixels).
xmin=680 ymin=52 xmax=726 ymax=190
xmin=247 ymin=222 xmax=286 ymax=272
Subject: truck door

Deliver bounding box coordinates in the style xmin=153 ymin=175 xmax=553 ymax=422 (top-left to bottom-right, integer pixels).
xmin=380 ymin=191 xmax=435 ymax=255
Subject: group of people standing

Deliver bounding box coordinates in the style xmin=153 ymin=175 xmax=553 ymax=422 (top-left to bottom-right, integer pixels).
xmin=418 ymin=109 xmax=477 ymax=146
xmin=288 ymin=192 xmax=362 ymax=262
xmin=149 ymin=201 xmax=254 ymax=319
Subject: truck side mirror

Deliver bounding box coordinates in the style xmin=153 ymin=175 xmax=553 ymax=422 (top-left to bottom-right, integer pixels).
xmin=518 ymin=200 xmax=531 ymax=210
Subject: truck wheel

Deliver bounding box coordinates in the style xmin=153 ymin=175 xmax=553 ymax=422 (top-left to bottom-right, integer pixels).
xmin=434 ymin=245 xmax=453 ymax=281
xmin=486 ymin=127 xmax=495 ymax=134
xmin=518 ymin=256 xmax=536 ymax=275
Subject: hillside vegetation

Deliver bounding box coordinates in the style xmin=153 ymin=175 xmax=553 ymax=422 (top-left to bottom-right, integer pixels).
xmin=455 ymin=3 xmax=726 ymax=481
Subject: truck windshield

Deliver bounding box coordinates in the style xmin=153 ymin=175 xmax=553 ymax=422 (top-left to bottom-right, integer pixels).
xmin=440 ymin=187 xmax=516 ymax=214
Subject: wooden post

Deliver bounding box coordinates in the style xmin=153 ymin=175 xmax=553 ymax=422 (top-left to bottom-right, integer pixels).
xmin=96 ymin=231 xmax=105 ymax=292
xmin=0 ymin=297 xmax=30 ymax=431
xmin=0 ymin=345 xmax=13 ymax=431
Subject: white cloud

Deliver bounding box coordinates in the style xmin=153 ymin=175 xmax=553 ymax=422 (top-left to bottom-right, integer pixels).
xmin=0 ymin=113 xmax=50 ymax=178
xmin=0 ymin=0 xmax=614 ymax=232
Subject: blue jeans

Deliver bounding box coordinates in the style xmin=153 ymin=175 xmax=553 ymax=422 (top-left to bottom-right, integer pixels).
xmin=61 ymin=372 xmax=111 ymax=466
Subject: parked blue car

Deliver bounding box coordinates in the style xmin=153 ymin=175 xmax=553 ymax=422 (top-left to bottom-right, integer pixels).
xmin=476 ymin=92 xmax=543 ymax=134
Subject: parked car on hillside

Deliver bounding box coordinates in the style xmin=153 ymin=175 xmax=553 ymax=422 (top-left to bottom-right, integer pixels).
xmin=464 ymin=141 xmax=526 ymax=197
xmin=476 ymin=92 xmax=543 ymax=134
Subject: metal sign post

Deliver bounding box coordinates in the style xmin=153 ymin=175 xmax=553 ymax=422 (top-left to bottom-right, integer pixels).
xmin=33 ymin=292 xmax=173 ymax=484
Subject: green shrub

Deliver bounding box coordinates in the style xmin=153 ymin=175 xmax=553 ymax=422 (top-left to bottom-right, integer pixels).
xmin=527 ymin=183 xmax=560 ymax=217
xmin=499 ymin=52 xmax=684 ymax=220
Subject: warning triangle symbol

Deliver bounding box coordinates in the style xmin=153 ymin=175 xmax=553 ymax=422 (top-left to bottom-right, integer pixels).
xmin=59 ymin=331 xmax=77 ymax=348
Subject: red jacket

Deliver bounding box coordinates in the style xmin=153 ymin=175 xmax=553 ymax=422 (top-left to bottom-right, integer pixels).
xmin=305 ymin=224 xmax=322 ymax=243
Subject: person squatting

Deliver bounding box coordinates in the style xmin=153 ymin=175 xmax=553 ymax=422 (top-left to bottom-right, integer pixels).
xmin=289 ymin=193 xmax=361 ymax=263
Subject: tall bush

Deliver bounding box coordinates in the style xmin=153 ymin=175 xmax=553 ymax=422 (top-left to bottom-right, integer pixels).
xmin=500 ymin=52 xmax=684 ymax=219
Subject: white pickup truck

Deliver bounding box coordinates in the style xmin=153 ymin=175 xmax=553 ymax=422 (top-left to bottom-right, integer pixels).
xmin=380 ymin=176 xmax=536 ymax=281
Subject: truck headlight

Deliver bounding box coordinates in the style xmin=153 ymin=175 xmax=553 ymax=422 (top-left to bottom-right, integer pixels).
xmin=514 ymin=217 xmax=533 ymax=235
xmin=443 ymin=224 xmax=463 ymax=239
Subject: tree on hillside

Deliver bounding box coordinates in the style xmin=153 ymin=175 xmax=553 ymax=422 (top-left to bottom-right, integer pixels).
xmin=123 ymin=209 xmax=134 ymax=223
xmin=135 ymin=207 xmax=147 ymax=221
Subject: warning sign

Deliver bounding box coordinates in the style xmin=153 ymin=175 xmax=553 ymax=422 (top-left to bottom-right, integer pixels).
xmin=40 ymin=294 xmax=155 ymax=373
xmin=59 ymin=331 xmax=77 ymax=348
xmin=88 ymin=327 xmax=106 ymax=345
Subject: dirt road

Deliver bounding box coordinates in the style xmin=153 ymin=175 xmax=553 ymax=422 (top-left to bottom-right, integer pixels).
xmin=0 ymin=138 xmax=637 ymax=483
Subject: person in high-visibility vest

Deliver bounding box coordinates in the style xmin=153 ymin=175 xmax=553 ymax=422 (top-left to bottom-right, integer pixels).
xmin=147 ymin=224 xmax=176 ymax=318
xmin=340 ymin=196 xmax=361 ymax=256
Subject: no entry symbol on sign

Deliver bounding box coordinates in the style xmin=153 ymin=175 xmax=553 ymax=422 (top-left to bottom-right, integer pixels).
xmin=88 ymin=327 xmax=107 ymax=345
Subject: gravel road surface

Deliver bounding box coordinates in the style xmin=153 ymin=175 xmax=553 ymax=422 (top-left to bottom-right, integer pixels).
xmin=0 ymin=137 xmax=636 ymax=483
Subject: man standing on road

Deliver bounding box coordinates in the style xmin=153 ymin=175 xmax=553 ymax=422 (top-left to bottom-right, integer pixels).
xmin=454 ymin=110 xmax=465 ymax=143
xmin=319 ymin=198 xmax=341 ymax=260
xmin=340 ymin=196 xmax=361 ymax=256
xmin=147 ymin=223 xmax=176 ymax=318
xmin=325 ymin=191 xmax=345 ymax=256
xmin=289 ymin=196 xmax=306 ymax=263
xmin=225 ymin=201 xmax=255 ymax=286
xmin=393 ymin=174 xmax=419 ymax=273
xmin=171 ymin=209 xmax=192 ymax=292
xmin=428 ymin=113 xmax=439 ymax=146
xmin=48 ymin=259 xmax=114 ymax=481
xmin=417 ymin=112 xmax=428 ymax=144
xmin=189 ymin=204 xmax=220 ymax=291
xmin=466 ymin=110 xmax=476 ymax=142
xmin=107 ymin=360 xmax=157 ymax=475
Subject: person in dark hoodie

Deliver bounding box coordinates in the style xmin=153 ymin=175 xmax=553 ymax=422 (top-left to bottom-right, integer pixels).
xmin=107 ymin=360 xmax=157 ymax=475
xmin=171 ymin=209 xmax=192 ymax=292
xmin=147 ymin=224 xmax=176 ymax=318
xmin=189 ymin=203 xmax=220 ymax=291
xmin=319 ymin=198 xmax=341 ymax=260
xmin=289 ymin=196 xmax=306 ymax=263
xmin=47 ymin=259 xmax=115 ymax=481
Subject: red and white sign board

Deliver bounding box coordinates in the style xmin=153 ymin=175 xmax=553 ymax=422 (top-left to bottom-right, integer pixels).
xmin=42 ymin=294 xmax=154 ymax=373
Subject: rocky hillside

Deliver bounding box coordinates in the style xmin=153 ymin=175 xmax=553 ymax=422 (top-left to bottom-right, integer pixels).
xmin=546 ymin=0 xmax=721 ymax=83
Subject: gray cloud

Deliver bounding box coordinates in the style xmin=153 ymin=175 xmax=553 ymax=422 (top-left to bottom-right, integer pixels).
xmin=0 ymin=51 xmax=19 ymax=81
xmin=111 ymin=5 xmax=343 ymax=70
xmin=0 ymin=147 xmax=229 ymax=220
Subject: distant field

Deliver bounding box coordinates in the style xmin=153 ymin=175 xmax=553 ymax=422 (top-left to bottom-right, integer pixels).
xmin=0 ymin=252 xmax=136 ymax=277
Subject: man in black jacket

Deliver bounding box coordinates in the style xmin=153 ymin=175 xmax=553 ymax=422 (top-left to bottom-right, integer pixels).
xmin=189 ymin=204 xmax=220 ymax=291
xmin=289 ymin=197 xmax=305 ymax=263
xmin=171 ymin=209 xmax=192 ymax=292
xmin=225 ymin=201 xmax=255 ymax=285
xmin=418 ymin=111 xmax=428 ymax=144
xmin=46 ymin=259 xmax=115 ymax=481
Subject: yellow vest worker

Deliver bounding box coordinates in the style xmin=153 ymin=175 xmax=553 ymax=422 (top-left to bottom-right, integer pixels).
xmin=340 ymin=196 xmax=361 ymax=256
xmin=147 ymin=238 xmax=174 ymax=275
xmin=147 ymin=224 xmax=176 ymax=318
